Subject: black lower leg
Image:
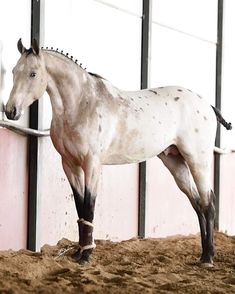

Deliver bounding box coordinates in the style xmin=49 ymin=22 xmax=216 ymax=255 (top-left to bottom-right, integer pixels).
xmin=196 ymin=210 xmax=207 ymax=259
xmin=70 ymin=185 xmax=84 ymax=241
xmin=192 ymin=199 xmax=207 ymax=261
xmin=74 ymin=188 xmax=96 ymax=264
xmin=71 ymin=185 xmax=84 ymax=218
xmin=70 ymin=185 xmax=85 ymax=260
xmin=84 ymin=187 xmax=96 ymax=222
xmin=200 ymin=191 xmax=216 ymax=264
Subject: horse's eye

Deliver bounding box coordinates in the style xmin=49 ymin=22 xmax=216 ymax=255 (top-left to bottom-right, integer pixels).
xmin=30 ymin=72 xmax=36 ymax=78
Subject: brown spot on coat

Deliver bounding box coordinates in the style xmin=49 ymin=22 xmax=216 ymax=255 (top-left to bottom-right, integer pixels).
xmin=165 ymin=102 xmax=168 ymax=106
xmin=195 ymin=128 xmax=199 ymax=133
xmin=203 ymin=116 xmax=207 ymax=120
xmin=177 ymin=89 xmax=183 ymax=92
xmin=196 ymin=110 xmax=200 ymax=114
xmin=174 ymin=97 xmax=180 ymax=101
xmin=99 ymin=125 xmax=102 ymax=132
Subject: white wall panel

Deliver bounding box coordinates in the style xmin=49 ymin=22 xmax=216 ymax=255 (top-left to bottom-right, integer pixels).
xmin=150 ymin=24 xmax=216 ymax=104
xmin=152 ymin=0 xmax=217 ymax=44
xmin=43 ymin=0 xmax=141 ymax=90
xmin=96 ymin=0 xmax=142 ymax=16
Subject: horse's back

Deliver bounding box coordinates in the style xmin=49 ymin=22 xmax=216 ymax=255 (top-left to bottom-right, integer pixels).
xmin=122 ymin=85 xmax=216 ymax=137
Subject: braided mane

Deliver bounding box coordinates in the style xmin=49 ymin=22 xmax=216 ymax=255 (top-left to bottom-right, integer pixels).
xmin=41 ymin=47 xmax=105 ymax=80
xmin=41 ymin=46 xmax=86 ymax=69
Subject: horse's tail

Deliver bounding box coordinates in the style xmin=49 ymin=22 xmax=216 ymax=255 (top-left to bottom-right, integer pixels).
xmin=211 ymin=105 xmax=232 ymax=130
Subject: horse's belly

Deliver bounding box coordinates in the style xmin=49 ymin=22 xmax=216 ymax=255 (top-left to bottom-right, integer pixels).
xmin=102 ymin=147 xmax=164 ymax=165
xmin=102 ymin=124 xmax=175 ymax=165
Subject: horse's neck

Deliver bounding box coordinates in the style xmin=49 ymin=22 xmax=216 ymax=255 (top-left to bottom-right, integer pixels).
xmin=44 ymin=51 xmax=88 ymax=118
xmin=43 ymin=51 xmax=122 ymax=127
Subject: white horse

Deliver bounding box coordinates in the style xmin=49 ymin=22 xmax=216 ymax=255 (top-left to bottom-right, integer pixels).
xmin=5 ymin=39 xmax=231 ymax=266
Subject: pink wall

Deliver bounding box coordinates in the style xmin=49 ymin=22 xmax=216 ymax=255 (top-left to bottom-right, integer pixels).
xmin=145 ymin=157 xmax=199 ymax=238
xmin=95 ymin=164 xmax=139 ymax=241
xmin=36 ymin=138 xmax=78 ymax=249
xmin=0 ymin=129 xmax=28 ymax=250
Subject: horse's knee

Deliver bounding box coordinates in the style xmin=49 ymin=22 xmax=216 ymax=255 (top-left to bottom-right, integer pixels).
xmin=204 ymin=191 xmax=216 ymax=223
xmin=199 ymin=190 xmax=216 ymax=213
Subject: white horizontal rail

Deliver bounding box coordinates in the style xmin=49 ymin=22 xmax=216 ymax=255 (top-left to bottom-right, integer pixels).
xmin=214 ymin=146 xmax=235 ymax=154
xmin=0 ymin=120 xmax=50 ymax=137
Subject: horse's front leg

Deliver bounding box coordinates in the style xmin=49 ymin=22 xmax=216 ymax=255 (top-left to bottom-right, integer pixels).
xmin=62 ymin=160 xmax=85 ymax=259
xmin=62 ymin=157 xmax=100 ymax=264
xmin=78 ymin=155 xmax=101 ymax=264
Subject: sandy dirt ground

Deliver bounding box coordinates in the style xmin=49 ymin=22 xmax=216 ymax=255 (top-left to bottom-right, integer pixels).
xmin=0 ymin=232 xmax=234 ymax=294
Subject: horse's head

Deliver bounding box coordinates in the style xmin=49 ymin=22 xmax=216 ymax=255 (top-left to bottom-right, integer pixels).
xmin=5 ymin=39 xmax=47 ymax=120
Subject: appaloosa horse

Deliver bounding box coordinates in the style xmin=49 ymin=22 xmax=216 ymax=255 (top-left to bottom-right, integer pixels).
xmin=5 ymin=39 xmax=232 ymax=266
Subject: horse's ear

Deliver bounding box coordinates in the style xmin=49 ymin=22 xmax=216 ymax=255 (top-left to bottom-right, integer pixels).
xmin=31 ymin=38 xmax=40 ymax=55
xmin=17 ymin=38 xmax=26 ymax=54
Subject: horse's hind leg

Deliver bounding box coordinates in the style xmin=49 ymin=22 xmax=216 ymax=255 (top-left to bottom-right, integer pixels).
xmin=179 ymin=149 xmax=216 ymax=266
xmin=158 ymin=152 xmax=209 ymax=265
xmin=185 ymin=158 xmax=215 ymax=266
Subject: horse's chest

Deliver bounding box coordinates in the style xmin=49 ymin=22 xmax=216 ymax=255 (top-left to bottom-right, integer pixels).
xmin=50 ymin=123 xmax=87 ymax=165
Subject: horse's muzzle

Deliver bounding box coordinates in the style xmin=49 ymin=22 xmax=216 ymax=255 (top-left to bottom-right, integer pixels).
xmin=5 ymin=106 xmax=21 ymax=120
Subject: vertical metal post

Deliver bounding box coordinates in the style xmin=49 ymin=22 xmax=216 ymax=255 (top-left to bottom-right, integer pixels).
xmin=27 ymin=0 xmax=40 ymax=251
xmin=138 ymin=0 xmax=152 ymax=238
xmin=214 ymin=0 xmax=224 ymax=230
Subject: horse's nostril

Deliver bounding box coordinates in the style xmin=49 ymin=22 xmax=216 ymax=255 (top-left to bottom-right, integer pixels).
xmin=12 ymin=106 xmax=17 ymax=117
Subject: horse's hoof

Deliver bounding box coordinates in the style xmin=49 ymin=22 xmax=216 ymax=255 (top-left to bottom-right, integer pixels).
xmin=200 ymin=253 xmax=214 ymax=267
xmin=78 ymin=257 xmax=90 ymax=266
xmin=72 ymin=249 xmax=92 ymax=265
xmin=72 ymin=250 xmax=82 ymax=262
xmin=200 ymin=262 xmax=214 ymax=268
